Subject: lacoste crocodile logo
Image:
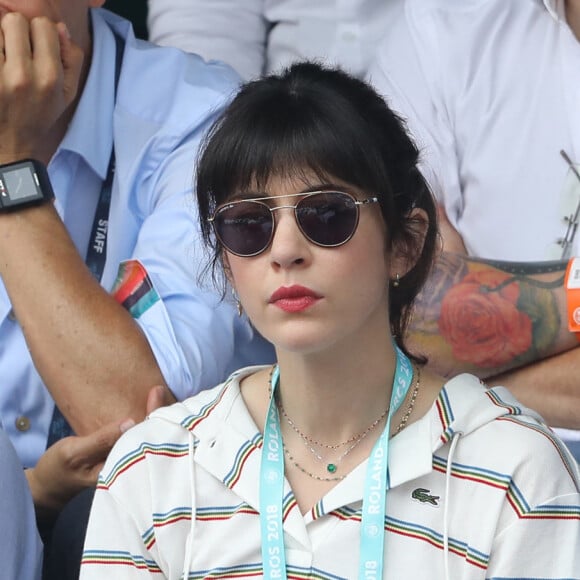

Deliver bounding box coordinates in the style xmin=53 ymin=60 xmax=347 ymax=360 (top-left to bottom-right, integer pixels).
xmin=411 ymin=488 xmax=440 ymax=507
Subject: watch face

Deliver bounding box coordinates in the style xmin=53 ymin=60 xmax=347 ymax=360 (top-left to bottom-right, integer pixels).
xmin=0 ymin=161 xmax=45 ymax=208
xmin=4 ymin=167 xmax=39 ymax=200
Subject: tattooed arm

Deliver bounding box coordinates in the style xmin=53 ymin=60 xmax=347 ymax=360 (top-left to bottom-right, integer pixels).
xmin=409 ymin=253 xmax=579 ymax=427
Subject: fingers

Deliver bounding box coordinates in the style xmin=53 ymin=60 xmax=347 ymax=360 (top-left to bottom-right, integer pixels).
xmin=0 ymin=13 xmax=83 ymax=160
xmin=65 ymin=418 xmax=136 ymax=469
xmin=55 ymin=21 xmax=83 ymax=107
xmin=146 ymin=385 xmax=175 ymax=415
xmin=26 ymin=17 xmax=83 ymax=108
xmin=146 ymin=385 xmax=166 ymax=415
xmin=1 ymin=12 xmax=32 ymax=62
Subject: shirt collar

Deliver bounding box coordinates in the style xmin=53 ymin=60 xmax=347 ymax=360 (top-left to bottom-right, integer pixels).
xmin=57 ymin=9 xmax=118 ymax=180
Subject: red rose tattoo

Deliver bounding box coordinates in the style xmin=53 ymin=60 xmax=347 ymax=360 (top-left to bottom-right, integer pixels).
xmin=438 ymin=271 xmax=533 ymax=367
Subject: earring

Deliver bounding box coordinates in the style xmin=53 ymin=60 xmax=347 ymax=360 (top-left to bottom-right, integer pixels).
xmin=232 ymin=288 xmax=243 ymax=317
xmin=392 ymin=273 xmax=400 ymax=288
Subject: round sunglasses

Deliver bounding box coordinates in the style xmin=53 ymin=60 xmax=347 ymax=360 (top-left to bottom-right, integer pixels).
xmin=208 ymin=190 xmax=379 ymax=257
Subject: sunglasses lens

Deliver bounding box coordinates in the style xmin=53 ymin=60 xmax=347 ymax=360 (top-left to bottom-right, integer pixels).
xmin=297 ymin=192 xmax=358 ymax=246
xmin=213 ymin=201 xmax=273 ymax=256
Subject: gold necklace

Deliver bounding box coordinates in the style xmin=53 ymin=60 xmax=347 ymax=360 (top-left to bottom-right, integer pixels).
xmin=282 ymin=441 xmax=346 ymax=481
xmin=395 ymin=364 xmax=421 ymax=435
xmin=279 ymin=401 xmax=388 ymax=450
xmin=279 ymin=401 xmax=387 ymax=474
xmin=268 ymin=364 xmax=421 ymax=481
xmin=271 ymin=366 xmax=389 ymax=474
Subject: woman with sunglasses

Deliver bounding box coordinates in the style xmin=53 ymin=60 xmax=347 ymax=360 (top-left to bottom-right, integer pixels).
xmin=81 ymin=62 xmax=580 ymax=579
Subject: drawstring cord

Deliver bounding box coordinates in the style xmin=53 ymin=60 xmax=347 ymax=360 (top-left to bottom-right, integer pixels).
xmin=443 ymin=431 xmax=462 ymax=580
xmin=181 ymin=431 xmax=197 ymax=580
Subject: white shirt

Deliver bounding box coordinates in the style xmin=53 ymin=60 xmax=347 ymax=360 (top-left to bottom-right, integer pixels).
xmin=148 ymin=0 xmax=399 ymax=80
xmin=368 ymin=0 xmax=580 ymax=261
xmin=81 ymin=367 xmax=580 ymax=578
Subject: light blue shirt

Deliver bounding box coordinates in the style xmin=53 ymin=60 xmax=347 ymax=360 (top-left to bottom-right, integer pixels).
xmin=0 ymin=8 xmax=274 ymax=467
xmin=0 ymin=425 xmax=42 ymax=579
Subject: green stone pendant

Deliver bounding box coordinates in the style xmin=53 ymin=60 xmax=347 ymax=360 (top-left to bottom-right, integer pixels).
xmin=327 ymin=463 xmax=337 ymax=473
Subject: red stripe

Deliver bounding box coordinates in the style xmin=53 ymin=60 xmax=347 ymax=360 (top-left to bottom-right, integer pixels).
xmin=113 ymin=261 xmax=148 ymax=304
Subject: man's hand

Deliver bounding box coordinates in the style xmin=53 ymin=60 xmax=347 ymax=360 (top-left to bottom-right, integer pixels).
xmin=146 ymin=384 xmax=176 ymax=414
xmin=25 ymin=417 xmax=135 ymax=520
xmin=25 ymin=385 xmax=170 ymax=520
xmin=0 ymin=13 xmax=83 ymax=162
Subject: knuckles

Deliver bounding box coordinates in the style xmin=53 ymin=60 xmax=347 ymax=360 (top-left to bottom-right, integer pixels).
xmin=0 ymin=11 xmax=27 ymax=29
xmin=0 ymin=65 xmax=62 ymax=102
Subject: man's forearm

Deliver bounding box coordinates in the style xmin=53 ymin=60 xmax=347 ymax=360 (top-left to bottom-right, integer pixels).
xmin=488 ymin=349 xmax=580 ymax=429
xmin=0 ymin=203 xmax=167 ymax=435
xmin=409 ymin=252 xmax=577 ymax=377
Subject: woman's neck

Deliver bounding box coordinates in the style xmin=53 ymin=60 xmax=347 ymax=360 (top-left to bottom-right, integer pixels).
xmin=273 ymin=344 xmax=398 ymax=445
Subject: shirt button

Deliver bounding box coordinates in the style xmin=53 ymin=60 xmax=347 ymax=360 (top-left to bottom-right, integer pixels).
xmin=15 ymin=416 xmax=31 ymax=432
xmin=7 ymin=309 xmax=16 ymax=321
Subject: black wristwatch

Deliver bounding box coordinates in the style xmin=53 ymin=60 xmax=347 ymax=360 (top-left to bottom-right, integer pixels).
xmin=0 ymin=159 xmax=54 ymax=211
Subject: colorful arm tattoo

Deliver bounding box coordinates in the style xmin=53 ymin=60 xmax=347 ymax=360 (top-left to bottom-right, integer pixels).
xmin=410 ymin=253 xmax=568 ymax=373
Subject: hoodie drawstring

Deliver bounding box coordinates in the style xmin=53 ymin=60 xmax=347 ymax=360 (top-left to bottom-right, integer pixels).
xmin=443 ymin=431 xmax=462 ymax=580
xmin=181 ymin=431 xmax=197 ymax=580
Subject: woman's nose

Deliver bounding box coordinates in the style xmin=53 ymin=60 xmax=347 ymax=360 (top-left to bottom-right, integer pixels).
xmin=268 ymin=208 xmax=309 ymax=268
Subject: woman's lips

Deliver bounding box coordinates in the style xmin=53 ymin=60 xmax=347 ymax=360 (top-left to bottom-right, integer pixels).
xmin=269 ymin=285 xmax=322 ymax=312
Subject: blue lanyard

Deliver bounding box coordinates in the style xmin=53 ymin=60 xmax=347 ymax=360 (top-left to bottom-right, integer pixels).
xmin=84 ymin=32 xmax=124 ymax=283
xmin=259 ymin=347 xmax=414 ymax=579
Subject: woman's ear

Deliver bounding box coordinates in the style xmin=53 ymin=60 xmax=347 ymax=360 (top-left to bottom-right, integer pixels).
xmin=389 ymin=207 xmax=429 ymax=280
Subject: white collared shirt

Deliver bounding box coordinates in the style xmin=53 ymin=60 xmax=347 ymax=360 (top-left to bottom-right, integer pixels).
xmin=369 ymin=0 xmax=580 ymax=261
xmin=81 ymin=367 xmax=580 ymax=578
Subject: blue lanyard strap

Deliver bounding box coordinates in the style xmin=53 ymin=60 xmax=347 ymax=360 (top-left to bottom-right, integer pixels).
xmin=260 ymin=364 xmax=287 ymax=579
xmin=84 ymin=31 xmax=124 ymax=283
xmin=260 ymin=347 xmax=414 ymax=579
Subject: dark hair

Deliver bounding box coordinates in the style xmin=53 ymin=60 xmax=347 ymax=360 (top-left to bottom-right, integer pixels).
xmin=196 ymin=61 xmax=438 ymax=361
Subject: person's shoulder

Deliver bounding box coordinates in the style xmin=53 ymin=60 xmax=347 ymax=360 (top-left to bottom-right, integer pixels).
xmin=440 ymin=377 xmax=580 ymax=492
xmin=126 ymin=38 xmax=241 ymax=94
xmin=95 ymin=391 xmax=220 ymax=491
xmin=150 ymin=365 xmax=266 ymax=430
xmin=97 ymin=367 xmax=263 ymax=486
xmin=99 ymin=6 xmax=242 ymax=99
xmin=100 ymin=5 xmax=241 ymax=137
xmin=119 ymin=40 xmax=240 ymax=124
xmin=91 ymin=8 xmax=241 ymax=147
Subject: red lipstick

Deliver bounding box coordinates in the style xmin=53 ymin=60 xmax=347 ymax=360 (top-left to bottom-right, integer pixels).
xmin=269 ymin=285 xmax=321 ymax=313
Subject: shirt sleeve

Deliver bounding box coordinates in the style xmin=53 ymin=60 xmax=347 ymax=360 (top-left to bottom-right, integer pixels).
xmin=108 ymin=134 xmax=274 ymax=401
xmin=81 ymin=415 xmax=196 ymax=579
xmin=486 ymin=421 xmax=580 ymax=577
xmin=0 ymin=428 xmax=43 ymax=580
xmin=81 ymin=491 xmax=160 ymax=579
xmin=81 ymin=424 xmax=167 ymax=579
xmin=147 ymin=0 xmax=268 ymax=80
xmin=487 ymin=492 xmax=580 ymax=577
